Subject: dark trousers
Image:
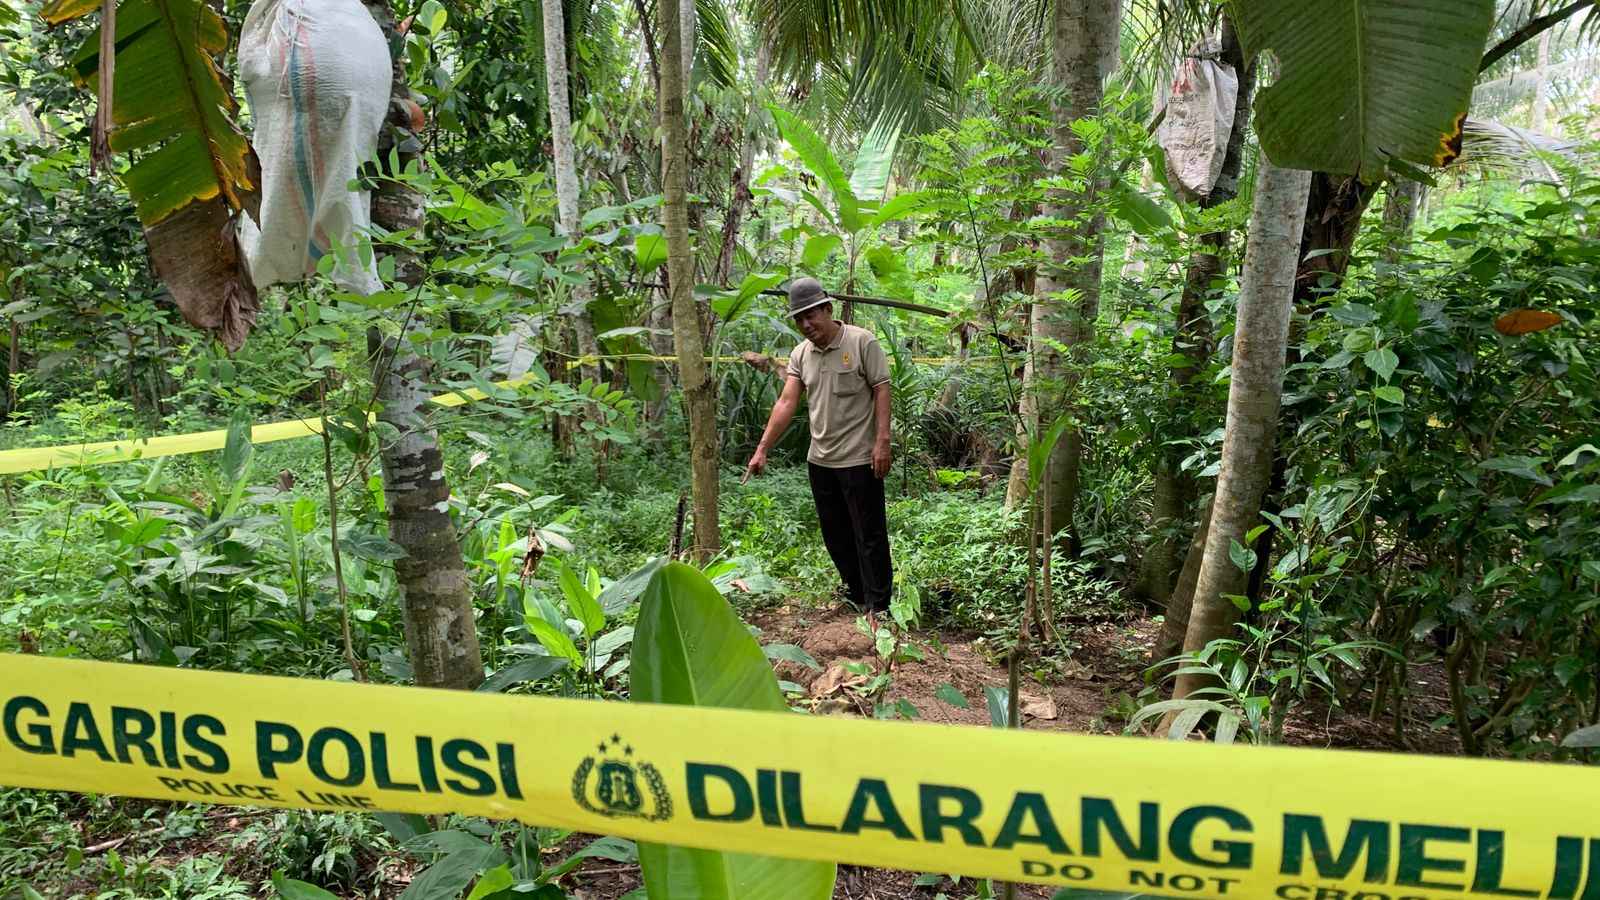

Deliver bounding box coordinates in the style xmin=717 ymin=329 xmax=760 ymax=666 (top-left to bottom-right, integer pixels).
xmin=808 ymin=463 xmax=892 ymax=611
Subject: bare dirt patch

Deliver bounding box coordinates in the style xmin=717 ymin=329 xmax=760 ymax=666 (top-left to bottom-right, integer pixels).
xmin=751 ymin=603 xmax=1153 ymax=734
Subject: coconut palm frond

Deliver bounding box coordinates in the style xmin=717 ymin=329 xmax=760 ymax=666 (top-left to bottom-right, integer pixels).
xmin=1124 ymin=0 xmax=1221 ymax=94
xmin=695 ymin=0 xmax=740 ymax=89
xmin=746 ymin=0 xmax=1043 ymax=140
xmin=1452 ymin=117 xmax=1587 ymax=181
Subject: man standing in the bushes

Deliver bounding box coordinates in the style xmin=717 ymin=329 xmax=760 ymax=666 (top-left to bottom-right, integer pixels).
xmin=744 ymin=278 xmax=894 ymax=619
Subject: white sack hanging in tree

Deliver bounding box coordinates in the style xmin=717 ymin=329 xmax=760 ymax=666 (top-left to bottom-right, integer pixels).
xmin=1156 ymin=37 xmax=1238 ymax=199
xmin=237 ymin=0 xmax=391 ymax=294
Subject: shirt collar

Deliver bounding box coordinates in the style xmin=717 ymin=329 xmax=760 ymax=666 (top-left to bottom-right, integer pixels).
xmin=824 ymin=321 xmax=846 ymax=351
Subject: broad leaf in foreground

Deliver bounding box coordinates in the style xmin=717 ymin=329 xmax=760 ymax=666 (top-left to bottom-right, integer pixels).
xmin=1232 ymin=0 xmax=1496 ymax=179
xmin=631 ymin=563 xmax=836 ymax=899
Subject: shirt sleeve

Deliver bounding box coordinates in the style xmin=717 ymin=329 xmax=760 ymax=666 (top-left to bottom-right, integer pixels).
xmin=861 ymin=334 xmax=890 ymax=387
xmin=786 ymin=343 xmax=804 ymax=380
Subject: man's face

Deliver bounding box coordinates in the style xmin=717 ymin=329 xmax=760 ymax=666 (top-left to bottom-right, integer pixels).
xmin=794 ymin=304 xmax=834 ymax=346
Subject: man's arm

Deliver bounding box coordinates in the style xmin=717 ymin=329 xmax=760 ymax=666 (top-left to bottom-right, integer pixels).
xmin=871 ymin=381 xmax=892 ymax=479
xmin=743 ymin=374 xmax=803 ymax=482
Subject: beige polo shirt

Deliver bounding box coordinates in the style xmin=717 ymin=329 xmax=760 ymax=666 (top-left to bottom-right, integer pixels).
xmin=786 ymin=322 xmax=890 ymax=468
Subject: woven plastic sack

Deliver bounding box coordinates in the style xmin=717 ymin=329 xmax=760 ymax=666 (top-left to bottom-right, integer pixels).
xmin=237 ymin=0 xmax=390 ymax=294
xmin=1157 ymin=37 xmax=1238 ymax=199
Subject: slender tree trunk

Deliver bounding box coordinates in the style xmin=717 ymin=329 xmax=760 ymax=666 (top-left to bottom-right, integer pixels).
xmin=363 ymin=0 xmax=483 ymax=689
xmin=661 ymin=0 xmax=719 ymax=560
xmin=1002 ymin=0 xmax=1122 ymax=557
xmin=1532 ymin=28 xmax=1553 ymax=133
xmin=715 ymin=39 xmax=770 ymax=284
xmin=1152 ymin=495 xmax=1213 ymax=668
xmin=1382 ymin=178 xmax=1423 ymax=263
xmin=5 ymin=308 xmax=20 ymax=418
xmin=679 ymin=0 xmax=695 ymax=82
xmin=1169 ymin=160 xmax=1311 ymax=706
xmin=1139 ymin=20 xmax=1256 ymax=605
xmin=373 ymin=345 xmax=484 ymax=688
xmin=542 ymin=0 xmax=601 ymax=386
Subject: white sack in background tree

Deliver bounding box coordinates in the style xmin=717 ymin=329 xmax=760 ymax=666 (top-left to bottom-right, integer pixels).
xmin=237 ymin=0 xmax=391 ymax=294
xmin=1157 ymin=37 xmax=1238 ymax=198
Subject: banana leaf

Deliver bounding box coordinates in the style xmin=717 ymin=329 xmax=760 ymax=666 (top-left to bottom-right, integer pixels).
xmin=847 ymin=115 xmax=901 ymax=205
xmin=1232 ymin=0 xmax=1496 ymax=179
xmin=42 ymin=0 xmax=261 ymax=350
xmin=630 ymin=563 xmax=836 ymax=899
xmin=770 ymin=105 xmax=860 ymax=232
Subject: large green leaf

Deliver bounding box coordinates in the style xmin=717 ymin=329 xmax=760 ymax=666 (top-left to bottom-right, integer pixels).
xmin=558 ymin=562 xmax=604 ymax=640
xmin=44 ymin=0 xmax=261 ymax=350
xmin=847 ymin=117 xmax=901 ymax=205
xmin=1110 ymin=182 xmax=1173 ymax=236
xmin=1026 ymin=414 xmax=1072 ymax=495
xmin=770 ymin=105 xmax=860 ymax=232
xmin=1563 ymin=724 xmax=1600 ymax=748
xmin=800 ymin=234 xmax=842 ymax=270
xmin=710 ymin=272 xmax=784 ymax=325
xmin=694 ymin=0 xmax=739 ymax=90
xmin=271 ymin=873 xmax=338 ymax=900
xmin=1231 ymin=0 xmax=1496 ymax=179
xmin=631 ymin=563 xmax=836 ymax=899
xmin=635 ymin=232 xmax=669 ymax=273
xmin=866 ymin=190 xmax=935 ymax=229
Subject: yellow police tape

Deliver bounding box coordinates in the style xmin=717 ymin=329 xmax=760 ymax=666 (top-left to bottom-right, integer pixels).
xmin=3 ymin=654 xmax=1598 ymax=899
xmin=0 ymin=376 xmax=535 ymax=477
xmin=0 ymin=352 xmax=987 ymax=477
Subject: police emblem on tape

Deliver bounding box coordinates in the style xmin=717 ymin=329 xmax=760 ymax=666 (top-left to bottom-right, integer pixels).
xmin=572 ymin=734 xmax=672 ymax=821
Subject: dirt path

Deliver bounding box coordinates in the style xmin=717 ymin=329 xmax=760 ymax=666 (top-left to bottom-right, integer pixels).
xmin=750 ymin=602 xmax=1153 ymax=735
xmin=750 ymin=599 xmax=1460 ymax=754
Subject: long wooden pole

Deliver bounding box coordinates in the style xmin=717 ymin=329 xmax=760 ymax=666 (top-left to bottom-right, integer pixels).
xmin=638 ymin=283 xmax=952 ymax=318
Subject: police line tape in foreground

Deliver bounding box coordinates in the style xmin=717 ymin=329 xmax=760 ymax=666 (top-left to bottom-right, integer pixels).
xmin=3 ymin=654 xmax=1598 ymax=900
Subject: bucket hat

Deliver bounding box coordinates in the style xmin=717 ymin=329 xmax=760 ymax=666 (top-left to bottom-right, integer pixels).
xmin=787 ymin=278 xmax=830 ymax=317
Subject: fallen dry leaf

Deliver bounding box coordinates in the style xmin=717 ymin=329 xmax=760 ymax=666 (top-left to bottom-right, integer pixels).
xmin=1020 ymin=689 xmax=1058 ymax=721
xmin=810 ymin=663 xmax=868 ymax=699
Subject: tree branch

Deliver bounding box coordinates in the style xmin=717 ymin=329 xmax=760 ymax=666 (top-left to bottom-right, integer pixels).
xmin=1479 ymin=0 xmax=1595 ymax=73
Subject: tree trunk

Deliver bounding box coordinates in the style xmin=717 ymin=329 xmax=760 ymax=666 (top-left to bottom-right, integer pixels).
xmin=1169 ymin=160 xmax=1311 ymax=705
xmin=363 ymin=0 xmax=483 ymax=689
xmin=661 ymin=0 xmax=719 ymax=561
xmin=1381 ymin=178 xmax=1423 ymax=264
xmin=1002 ymin=0 xmax=1122 ymax=556
xmin=679 ymin=0 xmax=695 ymax=84
xmin=1152 ymin=495 xmax=1212 ymax=669
xmin=715 ymin=39 xmax=770 ymax=284
xmin=1139 ymin=19 xmax=1256 ymax=605
xmin=373 ymin=343 xmax=484 ymax=689
xmin=1293 ymin=172 xmax=1379 ymax=304
xmin=4 ymin=307 xmax=20 ymax=419
xmin=542 ymin=0 xmax=601 ymax=386
xmin=1532 ymin=28 xmax=1552 ymax=133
